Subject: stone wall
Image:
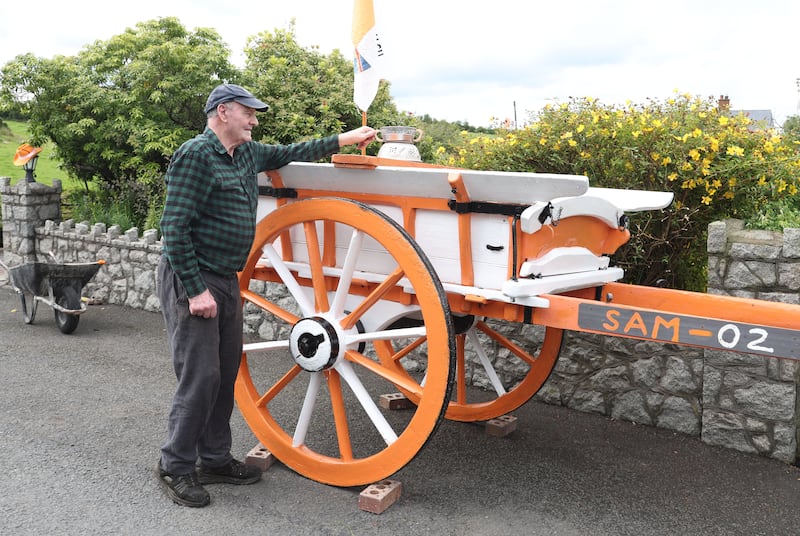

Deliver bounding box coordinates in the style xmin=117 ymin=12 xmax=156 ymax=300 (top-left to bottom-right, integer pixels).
xmin=701 ymin=220 xmax=800 ymax=462
xmin=1 ymin=178 xmax=798 ymax=463
xmin=40 ymin=219 xmax=162 ymax=312
xmin=535 ymin=333 xmax=704 ymax=435
xmin=0 ymin=177 xmax=161 ymax=312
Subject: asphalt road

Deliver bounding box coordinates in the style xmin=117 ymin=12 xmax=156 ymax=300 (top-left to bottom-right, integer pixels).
xmin=1 ymin=280 xmax=800 ymax=536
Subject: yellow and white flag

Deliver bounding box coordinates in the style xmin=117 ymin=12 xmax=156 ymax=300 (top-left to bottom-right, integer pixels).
xmin=352 ymin=0 xmax=385 ymax=112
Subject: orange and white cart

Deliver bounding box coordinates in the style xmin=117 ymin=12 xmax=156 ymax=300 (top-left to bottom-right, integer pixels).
xmin=235 ymin=154 xmax=800 ymax=487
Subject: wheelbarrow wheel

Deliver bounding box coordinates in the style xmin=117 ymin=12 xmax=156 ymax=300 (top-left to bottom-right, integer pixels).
xmin=237 ymin=198 xmax=454 ymax=487
xmin=376 ymin=319 xmax=563 ymax=422
xmin=19 ymin=292 xmax=39 ymax=324
xmin=54 ymin=287 xmax=80 ymax=334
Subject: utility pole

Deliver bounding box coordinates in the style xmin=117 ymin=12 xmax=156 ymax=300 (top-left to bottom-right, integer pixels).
xmin=513 ymin=101 xmax=518 ymax=129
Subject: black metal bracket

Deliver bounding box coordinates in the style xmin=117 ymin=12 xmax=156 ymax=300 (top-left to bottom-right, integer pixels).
xmin=447 ymin=199 xmax=528 ymax=217
xmin=258 ymin=186 xmax=298 ymax=199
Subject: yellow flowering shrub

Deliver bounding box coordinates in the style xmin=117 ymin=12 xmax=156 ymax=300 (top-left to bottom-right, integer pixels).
xmin=435 ymin=93 xmax=800 ymax=290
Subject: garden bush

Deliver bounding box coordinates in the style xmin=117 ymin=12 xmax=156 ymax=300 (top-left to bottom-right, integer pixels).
xmin=435 ymin=93 xmax=800 ymax=291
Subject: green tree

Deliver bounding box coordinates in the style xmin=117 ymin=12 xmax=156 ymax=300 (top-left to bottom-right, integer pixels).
xmin=783 ymin=115 xmax=800 ymax=140
xmin=2 ymin=16 xmax=494 ymax=232
xmin=240 ymin=22 xmax=403 ymax=152
xmin=0 ymin=17 xmax=237 ymax=226
xmin=0 ymin=18 xmax=431 ymax=227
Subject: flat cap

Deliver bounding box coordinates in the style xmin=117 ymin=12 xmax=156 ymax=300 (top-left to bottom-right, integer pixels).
xmin=204 ymin=83 xmax=269 ymax=114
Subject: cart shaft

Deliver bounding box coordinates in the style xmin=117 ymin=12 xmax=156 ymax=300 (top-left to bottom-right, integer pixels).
xmin=529 ymin=283 xmax=800 ymax=360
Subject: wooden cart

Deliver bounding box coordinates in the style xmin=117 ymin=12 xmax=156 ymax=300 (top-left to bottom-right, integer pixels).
xmin=235 ymin=154 xmax=800 ymax=487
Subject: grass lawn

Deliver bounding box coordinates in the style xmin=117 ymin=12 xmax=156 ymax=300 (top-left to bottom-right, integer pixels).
xmin=0 ymin=120 xmax=82 ymax=188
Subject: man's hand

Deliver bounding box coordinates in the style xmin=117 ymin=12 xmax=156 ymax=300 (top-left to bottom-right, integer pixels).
xmin=339 ymin=126 xmax=377 ymax=150
xmin=188 ymin=289 xmax=217 ymax=318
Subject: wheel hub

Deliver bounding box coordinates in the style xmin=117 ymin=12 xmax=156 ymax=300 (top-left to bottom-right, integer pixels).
xmin=289 ymin=316 xmax=340 ymax=371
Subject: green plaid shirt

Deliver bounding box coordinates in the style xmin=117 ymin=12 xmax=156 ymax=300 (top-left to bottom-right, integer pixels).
xmin=160 ymin=127 xmax=339 ymax=297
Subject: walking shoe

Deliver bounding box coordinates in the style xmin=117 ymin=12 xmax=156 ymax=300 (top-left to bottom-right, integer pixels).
xmin=157 ymin=462 xmax=210 ymax=507
xmin=197 ymin=458 xmax=262 ymax=485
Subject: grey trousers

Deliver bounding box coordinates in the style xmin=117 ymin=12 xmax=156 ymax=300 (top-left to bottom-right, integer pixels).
xmin=157 ymin=255 xmax=243 ymax=475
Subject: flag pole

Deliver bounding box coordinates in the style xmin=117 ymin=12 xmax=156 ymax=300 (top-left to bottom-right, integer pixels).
xmin=353 ymin=0 xmax=382 ymax=156
xmin=361 ymin=110 xmax=368 ymax=155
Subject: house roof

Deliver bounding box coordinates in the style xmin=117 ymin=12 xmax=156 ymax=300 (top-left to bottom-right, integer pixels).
xmin=730 ymin=109 xmax=775 ymax=128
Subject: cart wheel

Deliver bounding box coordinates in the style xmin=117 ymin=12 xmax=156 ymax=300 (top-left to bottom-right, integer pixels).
xmin=237 ymin=198 xmax=454 ymax=487
xmin=19 ymin=292 xmax=38 ymax=324
xmin=54 ymin=287 xmax=80 ymax=334
xmin=376 ymin=319 xmax=563 ymax=422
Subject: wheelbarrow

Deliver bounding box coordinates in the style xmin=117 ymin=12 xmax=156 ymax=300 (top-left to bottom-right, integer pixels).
xmin=0 ymin=257 xmax=104 ymax=334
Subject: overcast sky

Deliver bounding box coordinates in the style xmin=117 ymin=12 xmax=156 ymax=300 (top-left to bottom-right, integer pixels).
xmin=1 ymin=0 xmax=798 ymax=128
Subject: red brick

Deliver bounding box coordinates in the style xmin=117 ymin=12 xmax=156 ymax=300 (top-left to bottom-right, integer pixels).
xmin=379 ymin=392 xmax=414 ymax=410
xmin=358 ymin=480 xmax=402 ymax=514
xmin=245 ymin=443 xmax=275 ymax=471
xmin=485 ymin=414 xmax=518 ymax=437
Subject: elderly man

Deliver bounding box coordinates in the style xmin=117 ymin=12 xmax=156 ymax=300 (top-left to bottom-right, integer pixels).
xmin=156 ymin=83 xmax=375 ymax=507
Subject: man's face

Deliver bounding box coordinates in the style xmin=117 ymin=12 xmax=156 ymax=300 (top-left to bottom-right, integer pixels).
xmin=218 ymin=101 xmax=259 ymax=146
